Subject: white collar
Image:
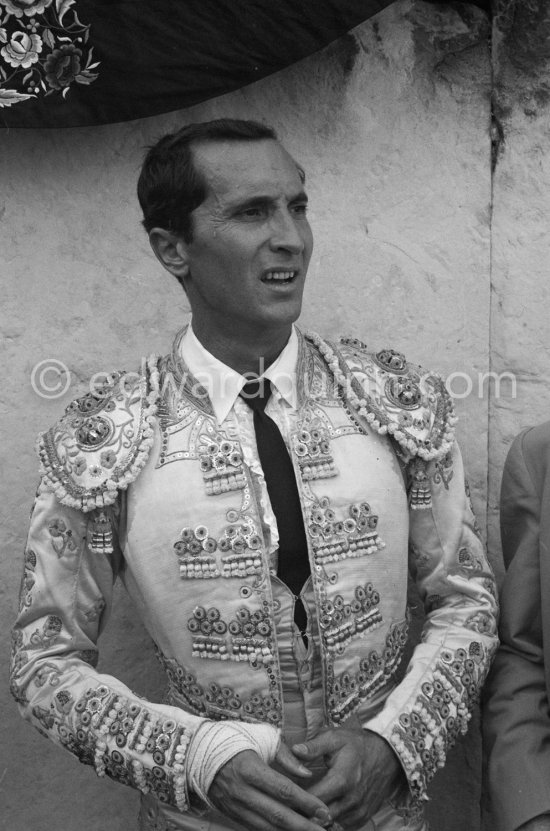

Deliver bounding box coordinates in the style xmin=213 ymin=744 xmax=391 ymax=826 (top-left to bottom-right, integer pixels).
xmin=180 ymin=324 xmax=299 ymax=424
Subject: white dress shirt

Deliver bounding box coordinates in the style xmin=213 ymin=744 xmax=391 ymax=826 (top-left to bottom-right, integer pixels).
xmin=180 ymin=324 xmax=301 ymax=561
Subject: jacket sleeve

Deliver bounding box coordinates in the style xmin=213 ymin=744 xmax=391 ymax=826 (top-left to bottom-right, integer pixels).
xmin=10 ymin=481 xmax=280 ymax=811
xmin=483 ymin=429 xmax=550 ymax=831
xmin=365 ymin=439 xmax=499 ymax=801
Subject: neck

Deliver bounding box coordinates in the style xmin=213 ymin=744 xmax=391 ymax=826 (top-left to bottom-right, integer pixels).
xmin=190 ymin=317 xmax=293 ymax=376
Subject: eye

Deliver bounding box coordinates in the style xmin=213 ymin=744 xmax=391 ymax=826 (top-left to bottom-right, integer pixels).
xmin=291 ymin=203 xmax=308 ymax=217
xmin=237 ymin=205 xmax=268 ymax=220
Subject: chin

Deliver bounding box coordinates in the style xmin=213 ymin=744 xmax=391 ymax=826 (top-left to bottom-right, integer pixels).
xmin=274 ymin=300 xmax=303 ymax=324
xmin=264 ymin=310 xmax=302 ymax=330
xmin=244 ymin=297 xmax=303 ymax=332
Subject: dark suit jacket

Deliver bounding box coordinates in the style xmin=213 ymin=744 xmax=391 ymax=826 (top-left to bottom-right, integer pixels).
xmin=484 ymin=423 xmax=550 ymax=831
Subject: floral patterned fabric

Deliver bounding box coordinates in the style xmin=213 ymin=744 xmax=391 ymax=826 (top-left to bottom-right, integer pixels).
xmin=0 ymin=0 xmax=98 ymax=109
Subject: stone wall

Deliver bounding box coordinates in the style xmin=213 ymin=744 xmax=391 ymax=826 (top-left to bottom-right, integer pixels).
xmin=1 ymin=1 xmax=543 ymax=828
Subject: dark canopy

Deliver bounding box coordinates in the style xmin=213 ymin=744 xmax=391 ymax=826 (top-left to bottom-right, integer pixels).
xmin=0 ymin=0 xmax=493 ymax=128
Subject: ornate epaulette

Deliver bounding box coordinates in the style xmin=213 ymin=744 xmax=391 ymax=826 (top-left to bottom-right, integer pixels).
xmin=37 ymin=357 xmax=160 ymax=512
xmin=306 ymin=333 xmax=456 ymax=461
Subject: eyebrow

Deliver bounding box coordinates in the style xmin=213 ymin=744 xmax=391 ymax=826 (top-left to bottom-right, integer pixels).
xmin=228 ymin=191 xmax=309 ymax=212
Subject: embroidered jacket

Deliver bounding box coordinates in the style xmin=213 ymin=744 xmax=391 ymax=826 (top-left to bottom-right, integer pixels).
xmin=11 ymin=329 xmax=498 ymax=812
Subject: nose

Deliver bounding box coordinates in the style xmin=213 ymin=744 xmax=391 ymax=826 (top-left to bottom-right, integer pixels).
xmin=269 ymin=208 xmax=306 ymax=255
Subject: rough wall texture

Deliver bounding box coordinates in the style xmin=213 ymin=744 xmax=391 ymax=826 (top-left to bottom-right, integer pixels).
xmin=0 ymin=1 xmax=499 ymax=828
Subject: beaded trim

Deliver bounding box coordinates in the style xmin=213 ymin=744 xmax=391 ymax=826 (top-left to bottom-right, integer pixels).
xmin=88 ymin=509 xmax=114 ymax=555
xmin=305 ymin=332 xmax=456 ymax=461
xmin=158 ymin=649 xmax=283 ymax=726
xmin=173 ymin=517 xmax=264 ymax=581
xmin=408 ymin=458 xmax=432 ymax=510
xmin=188 ymin=605 xmax=274 ymax=666
xmin=389 ymin=641 xmax=490 ymax=799
xmin=62 ymin=683 xmax=190 ymax=811
xmin=327 ymin=619 xmax=409 ymax=725
xmin=373 ymin=347 xmax=408 ymax=374
xmin=319 ymin=582 xmax=383 ymax=653
xmin=291 ymin=425 xmax=337 ymax=481
xmin=37 ymin=357 xmax=160 ymax=513
xmin=199 ymin=436 xmax=247 ymax=495
xmin=307 ymin=498 xmax=385 ymax=565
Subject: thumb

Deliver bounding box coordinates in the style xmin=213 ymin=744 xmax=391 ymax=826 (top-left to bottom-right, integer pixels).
xmin=292 ymin=736 xmax=329 ymax=760
xmin=274 ymin=741 xmax=312 ymax=778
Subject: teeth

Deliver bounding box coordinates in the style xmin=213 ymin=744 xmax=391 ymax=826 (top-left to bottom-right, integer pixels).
xmin=264 ymin=270 xmax=295 ymax=281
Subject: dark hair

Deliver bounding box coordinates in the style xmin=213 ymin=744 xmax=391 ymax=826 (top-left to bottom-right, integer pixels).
xmin=137 ymin=119 xmax=278 ymax=242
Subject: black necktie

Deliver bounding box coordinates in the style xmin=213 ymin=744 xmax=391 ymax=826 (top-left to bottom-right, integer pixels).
xmin=240 ymin=378 xmax=310 ymax=635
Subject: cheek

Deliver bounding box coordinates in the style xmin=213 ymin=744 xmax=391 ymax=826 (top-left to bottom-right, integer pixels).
xmin=303 ymin=241 xmax=314 ymax=271
xmin=213 ymin=237 xmax=255 ymax=265
xmin=301 ymin=224 xmax=314 ymax=252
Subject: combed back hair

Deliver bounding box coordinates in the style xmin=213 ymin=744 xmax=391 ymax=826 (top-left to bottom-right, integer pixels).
xmin=137 ymin=119 xmax=279 ymax=242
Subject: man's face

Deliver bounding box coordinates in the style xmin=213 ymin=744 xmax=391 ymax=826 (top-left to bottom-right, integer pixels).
xmin=180 ymin=139 xmax=313 ymax=340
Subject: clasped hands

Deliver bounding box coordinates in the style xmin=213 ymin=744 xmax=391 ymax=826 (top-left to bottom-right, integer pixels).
xmin=208 ymin=726 xmax=403 ymax=831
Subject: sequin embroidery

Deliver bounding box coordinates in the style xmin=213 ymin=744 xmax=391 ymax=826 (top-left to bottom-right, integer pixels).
xmin=173 ymin=516 xmax=264 ymax=580
xmin=373 ymin=348 xmax=408 ymax=374
xmin=408 ymin=459 xmax=432 ymax=510
xmin=307 ymin=497 xmax=384 ymax=564
xmin=292 ymin=424 xmax=337 ymax=480
xmin=52 ymin=684 xmax=191 ymax=809
xmin=199 ymin=436 xmax=246 ymax=495
xmin=390 ymin=642 xmax=491 ymax=798
xmin=319 ymin=582 xmax=383 ymax=653
xmin=188 ymin=605 xmax=274 ymax=667
xmin=157 ymin=650 xmax=282 ymax=725
xmin=327 ymin=619 xmax=409 ymax=724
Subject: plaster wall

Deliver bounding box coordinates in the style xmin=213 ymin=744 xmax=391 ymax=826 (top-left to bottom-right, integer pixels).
xmin=0 ymin=2 xmax=498 ymax=829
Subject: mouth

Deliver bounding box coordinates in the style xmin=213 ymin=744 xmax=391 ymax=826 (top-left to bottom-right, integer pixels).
xmin=261 ymin=269 xmax=299 ymax=285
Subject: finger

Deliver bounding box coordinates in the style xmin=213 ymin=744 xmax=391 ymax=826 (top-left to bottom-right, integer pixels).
xmin=210 ymin=750 xmax=332 ymax=826
xmin=305 ymin=767 xmax=353 ymax=805
xmin=292 ymin=733 xmax=339 ymax=761
xmin=275 ymin=742 xmax=313 ymax=778
xmin=225 ymin=792 xmax=334 ymax=831
xmin=251 ymin=765 xmax=332 ymax=823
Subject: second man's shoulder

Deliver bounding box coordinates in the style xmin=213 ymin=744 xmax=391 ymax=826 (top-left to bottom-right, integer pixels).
xmin=507 ymin=420 xmax=550 ymax=485
xmin=518 ymin=420 xmax=550 ymax=456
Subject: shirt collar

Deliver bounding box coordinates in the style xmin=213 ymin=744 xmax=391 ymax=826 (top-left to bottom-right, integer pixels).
xmin=180 ymin=324 xmax=299 ymax=424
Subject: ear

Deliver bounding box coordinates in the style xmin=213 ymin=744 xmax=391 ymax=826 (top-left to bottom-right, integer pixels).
xmin=148 ymin=228 xmax=190 ymax=282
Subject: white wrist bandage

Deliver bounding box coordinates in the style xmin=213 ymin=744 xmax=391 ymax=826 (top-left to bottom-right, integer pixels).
xmin=186 ymin=720 xmax=281 ymax=805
